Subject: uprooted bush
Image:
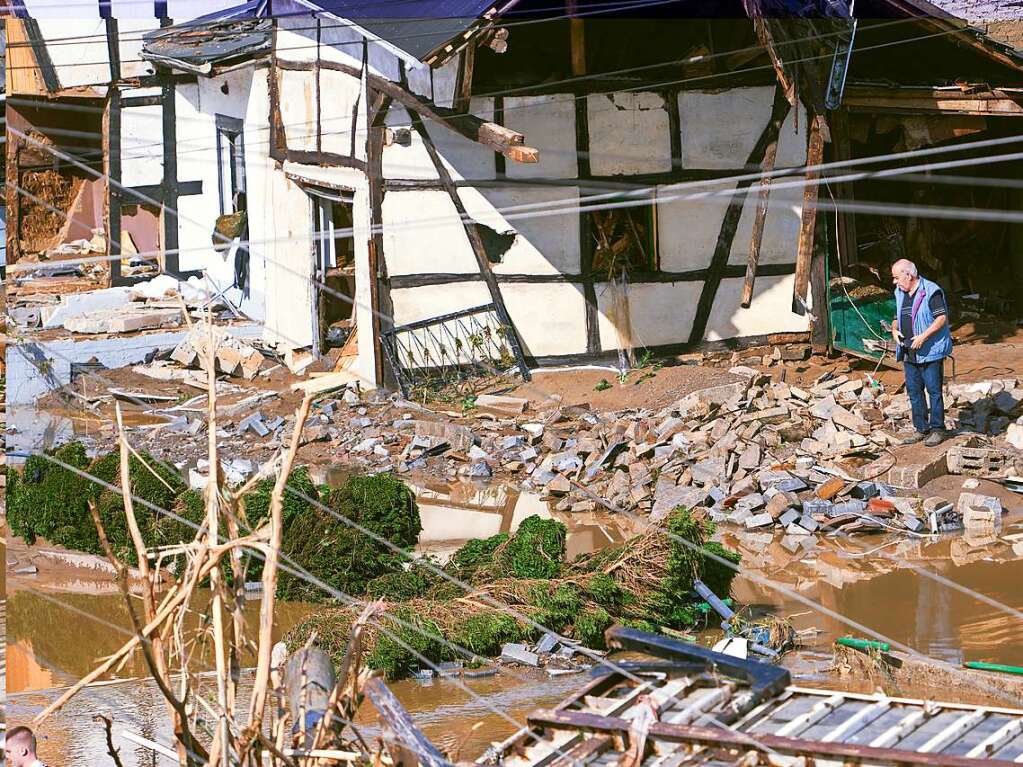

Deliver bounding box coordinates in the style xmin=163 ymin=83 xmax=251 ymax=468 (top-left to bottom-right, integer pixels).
xmin=8 ymin=442 xmax=186 ymax=562
xmin=286 ymin=507 xmax=743 ymax=679
xmin=277 ymin=471 xmax=421 ymax=601
xmin=443 ymin=515 xmax=566 ymax=585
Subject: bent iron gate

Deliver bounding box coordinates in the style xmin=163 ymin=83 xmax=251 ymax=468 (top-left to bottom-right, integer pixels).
xmin=380 ymin=303 xmax=531 ymax=398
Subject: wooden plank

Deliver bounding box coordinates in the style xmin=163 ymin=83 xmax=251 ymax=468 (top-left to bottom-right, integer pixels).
xmin=742 ymin=84 xmax=789 ymax=309
xmin=831 ymin=109 xmax=858 ymax=268
xmin=966 ymin=718 xmax=1023 ymax=759
xmin=821 ymin=699 xmax=891 ymax=742
xmin=869 ymin=708 xmax=931 ymax=749
xmin=290 ymin=370 xmax=360 ymax=394
xmin=526 ymin=709 xmax=1023 ymax=767
xmin=364 ymin=677 xmax=451 ymax=767
xmin=919 ymin=710 xmax=988 ymax=754
xmin=774 ymin=694 xmax=845 ymax=737
xmin=453 ymin=42 xmax=476 ymax=113
xmin=160 ymin=77 xmax=179 ymax=275
xmin=843 ymin=86 xmax=1023 ymax=116
xmin=547 ymin=735 xmax=610 ymax=767
xmin=791 ymin=113 xmax=824 ymax=316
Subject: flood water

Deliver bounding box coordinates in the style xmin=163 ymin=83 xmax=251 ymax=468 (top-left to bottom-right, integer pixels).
xmin=8 ymin=478 xmax=1023 ymax=765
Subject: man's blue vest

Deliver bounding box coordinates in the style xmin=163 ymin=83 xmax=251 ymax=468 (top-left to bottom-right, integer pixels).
xmin=894 ymin=276 xmax=953 ymax=364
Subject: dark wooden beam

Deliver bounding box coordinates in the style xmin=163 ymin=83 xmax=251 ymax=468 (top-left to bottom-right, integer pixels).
xmin=367 ymin=86 xmax=392 ymax=388
xmin=22 ymin=18 xmax=60 ymax=93
xmin=453 ymin=41 xmax=476 ymax=113
xmin=742 ymin=84 xmax=790 ymax=308
xmin=408 ymin=107 xmax=531 ymax=381
xmin=106 ymin=89 xmax=123 ymax=284
xmin=388 ymin=263 xmax=797 ymax=289
xmin=809 ymin=208 xmax=830 ymax=351
xmin=160 ymin=76 xmax=180 ymax=275
xmin=830 ymin=109 xmax=858 ymax=269
xmin=363 ymin=678 xmax=451 ymax=767
xmin=792 ymin=113 xmax=825 ymax=316
xmin=104 ymin=16 xmax=120 ymax=84
xmin=843 ymin=85 xmax=1023 ymax=116
xmin=688 ymin=90 xmax=793 ymax=345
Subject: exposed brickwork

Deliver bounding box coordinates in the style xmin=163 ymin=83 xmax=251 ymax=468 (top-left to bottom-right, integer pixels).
xmin=927 ymin=1 xmax=1023 ymax=50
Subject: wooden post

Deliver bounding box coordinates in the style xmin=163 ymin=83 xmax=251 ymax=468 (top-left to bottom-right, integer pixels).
xmin=792 ymin=113 xmax=824 ymax=316
xmin=831 ymin=109 xmax=858 ymax=268
xmin=453 ymin=42 xmax=476 ymax=113
xmin=409 ymin=109 xmax=532 ymax=381
xmin=742 ymin=85 xmax=790 ymax=308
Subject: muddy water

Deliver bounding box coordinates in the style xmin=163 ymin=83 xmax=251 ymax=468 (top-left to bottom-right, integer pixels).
xmin=11 ymin=478 xmax=1023 ymax=765
xmin=726 ymin=529 xmax=1023 ymax=669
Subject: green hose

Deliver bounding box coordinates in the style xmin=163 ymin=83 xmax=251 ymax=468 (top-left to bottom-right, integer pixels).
xmin=836 ymin=636 xmax=890 ymax=652
xmin=965 ymin=661 xmax=1023 ymax=676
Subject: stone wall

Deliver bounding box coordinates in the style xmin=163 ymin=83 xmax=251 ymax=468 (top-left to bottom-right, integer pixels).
xmin=927 ymin=1 xmax=1023 ymax=50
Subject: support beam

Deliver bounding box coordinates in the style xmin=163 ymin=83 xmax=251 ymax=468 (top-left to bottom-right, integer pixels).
xmin=453 ymin=42 xmax=476 ymax=113
xmin=792 ymin=113 xmax=824 ymax=316
xmin=275 ymin=59 xmax=538 ymax=163
xmin=106 ymin=89 xmax=123 ymax=284
xmin=742 ymin=84 xmax=790 ymax=308
xmin=843 ymin=85 xmax=1023 ymax=116
xmin=408 ymin=107 xmax=531 ymax=382
xmin=367 ymin=88 xmax=392 ymax=388
xmin=160 ymin=77 xmax=180 ymax=275
xmin=831 ymin=109 xmax=858 ymax=269
xmin=688 ymin=91 xmax=792 ymax=345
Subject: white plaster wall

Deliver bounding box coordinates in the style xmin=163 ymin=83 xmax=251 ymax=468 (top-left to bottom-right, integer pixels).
xmin=39 ymin=18 xmax=111 ymax=88
xmin=656 ymin=182 xmax=804 ymax=271
xmin=278 ymin=162 xmax=376 ymax=382
xmin=117 ymin=19 xmax=160 ymax=79
xmin=595 ymin=280 xmax=702 ymax=350
xmin=465 ymin=186 xmax=581 ymax=275
xmin=120 ymin=104 xmax=163 ymax=187
xmin=704 ymin=274 xmax=810 ymax=341
xmin=587 ymin=92 xmax=671 ymax=176
xmin=279 ymin=69 xmax=318 ymax=152
xmin=501 ymin=282 xmax=588 ymax=357
xmin=382 ymin=190 xmax=478 ymax=276
xmin=320 ymin=68 xmax=365 ymax=159
xmin=390 ymin=281 xmax=492 ymax=325
xmin=679 ymin=87 xmax=808 ymax=169
xmin=503 ymin=94 xmax=578 ymax=180
xmin=174 ymin=83 xmax=219 ymax=274
xmin=258 ymin=170 xmax=316 ymax=350
xmin=196 ymin=69 xmax=253 ymax=119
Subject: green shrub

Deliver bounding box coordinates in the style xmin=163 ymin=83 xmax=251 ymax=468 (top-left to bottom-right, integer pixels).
xmin=573 ymin=607 xmax=613 ymax=649
xmin=530 ymin=583 xmax=582 ymax=633
xmin=504 ymin=516 xmax=565 ymax=579
xmin=89 ymin=450 xmax=186 ymax=565
xmin=587 ymin=572 xmax=631 ymax=614
xmin=701 ymin=541 xmax=742 ymax=599
xmin=8 ymin=442 xmax=100 ymax=552
xmin=367 ymin=606 xmax=450 ymax=681
xmin=366 ymin=568 xmax=433 ymax=601
xmin=277 ymin=472 xmax=420 ymax=602
xmin=447 ymin=532 xmax=508 ymax=583
xmin=449 ymin=611 xmax=525 ymax=657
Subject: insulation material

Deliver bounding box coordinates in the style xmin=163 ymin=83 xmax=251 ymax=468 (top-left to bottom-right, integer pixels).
xmin=467 ymin=186 xmax=581 ymax=275
xmin=503 ymin=94 xmax=578 ymax=180
xmin=381 ymin=190 xmax=479 ymax=275
xmin=679 ymin=87 xmax=808 ymax=169
xmin=596 ymin=280 xmax=702 ymax=349
xmin=431 ymin=54 xmax=460 ymax=109
xmin=705 ymin=274 xmax=810 ymax=341
xmin=36 ymin=18 xmax=111 ymax=88
xmin=279 ymin=69 xmax=318 ymax=152
xmin=17 ymin=170 xmax=84 ymax=255
xmin=120 ymin=105 xmax=164 ymax=187
xmin=587 ymin=91 xmax=671 ymax=176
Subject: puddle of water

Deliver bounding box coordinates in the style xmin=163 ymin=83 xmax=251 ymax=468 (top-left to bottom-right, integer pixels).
xmin=727 ymin=529 xmax=1023 ymax=668
xmin=410 ymin=477 xmax=641 ymax=562
xmin=6 ymin=589 xmax=317 ymax=695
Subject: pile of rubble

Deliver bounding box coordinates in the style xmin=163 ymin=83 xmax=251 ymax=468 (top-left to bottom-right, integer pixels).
xmin=499 ymin=633 xmax=598 ymax=676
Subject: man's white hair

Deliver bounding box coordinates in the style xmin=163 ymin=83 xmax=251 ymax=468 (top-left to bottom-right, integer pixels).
xmin=893 ymin=258 xmax=918 ymax=277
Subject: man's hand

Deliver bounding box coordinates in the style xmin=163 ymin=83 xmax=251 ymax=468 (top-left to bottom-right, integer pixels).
xmin=910 ymin=335 xmax=925 ymax=351
xmin=892 ymin=323 xmax=902 ymax=345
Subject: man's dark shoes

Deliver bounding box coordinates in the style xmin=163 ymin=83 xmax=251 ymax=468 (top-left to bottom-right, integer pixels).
xmin=924 ymin=431 xmax=946 ymax=447
xmin=902 ymin=431 xmax=927 ymax=445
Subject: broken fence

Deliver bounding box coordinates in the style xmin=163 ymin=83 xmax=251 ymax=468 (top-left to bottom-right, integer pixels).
xmin=381 ymin=303 xmax=530 ymax=398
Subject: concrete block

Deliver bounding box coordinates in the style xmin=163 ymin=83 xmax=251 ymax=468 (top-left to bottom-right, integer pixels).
xmin=888 ymin=453 xmax=948 ymax=489
xmin=778 ymin=509 xmax=801 ymax=527
xmin=745 ymin=512 xmax=774 ymax=529
xmin=239 ymin=412 xmax=270 ymax=437
xmin=798 ymin=514 xmax=820 ymax=532
xmin=501 ymin=643 xmax=539 ymax=667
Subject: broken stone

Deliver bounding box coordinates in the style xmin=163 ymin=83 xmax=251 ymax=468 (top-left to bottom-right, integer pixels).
xmin=815 ymin=477 xmax=845 ymax=500
xmin=239 ymin=412 xmax=270 ymax=437
xmin=414 ymin=421 xmax=475 ymax=452
xmin=778 ymin=508 xmax=801 ymax=527
xmin=745 ymin=512 xmax=774 ymax=529
xmin=469 ymin=461 xmax=493 ymax=479
xmin=501 ymin=643 xmax=539 ymax=667
xmin=475 ymin=394 xmax=528 ymax=414
xmin=889 ymin=452 xmax=947 ymax=489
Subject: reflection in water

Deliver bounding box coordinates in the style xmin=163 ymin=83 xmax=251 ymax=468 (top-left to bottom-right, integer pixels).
xmin=730 ymin=530 xmax=1023 ymax=667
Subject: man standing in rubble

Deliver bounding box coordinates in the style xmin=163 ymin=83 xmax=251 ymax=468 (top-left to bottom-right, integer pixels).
xmin=891 ymin=258 xmax=952 ymax=446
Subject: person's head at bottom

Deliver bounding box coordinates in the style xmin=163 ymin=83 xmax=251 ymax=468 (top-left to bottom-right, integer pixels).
xmin=5 ymin=726 xmax=41 ymax=767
